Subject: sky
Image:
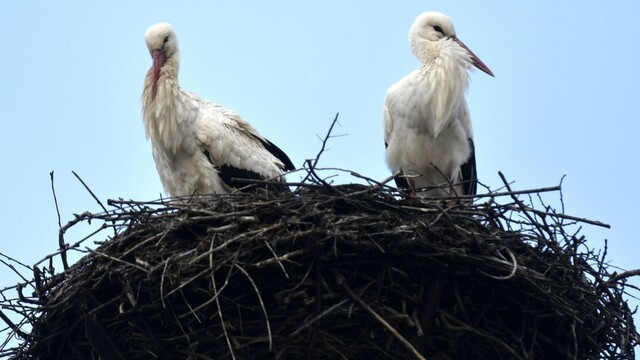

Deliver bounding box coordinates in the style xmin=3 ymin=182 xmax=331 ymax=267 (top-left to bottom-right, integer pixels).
xmin=1 ymin=0 xmax=639 ymax=353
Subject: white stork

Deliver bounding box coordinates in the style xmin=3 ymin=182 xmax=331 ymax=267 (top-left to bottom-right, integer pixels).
xmin=383 ymin=12 xmax=493 ymax=197
xmin=141 ymin=23 xmax=295 ymax=197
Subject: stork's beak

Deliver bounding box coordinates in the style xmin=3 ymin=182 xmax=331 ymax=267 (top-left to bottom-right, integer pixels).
xmin=453 ymin=36 xmax=494 ymax=77
xmin=151 ymin=49 xmax=166 ymax=97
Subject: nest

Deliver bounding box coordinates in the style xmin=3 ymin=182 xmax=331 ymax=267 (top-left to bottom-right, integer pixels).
xmin=1 ymin=173 xmax=639 ymax=359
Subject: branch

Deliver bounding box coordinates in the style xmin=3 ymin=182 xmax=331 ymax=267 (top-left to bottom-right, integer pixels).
xmin=300 ymin=113 xmax=341 ymax=186
xmin=72 ymin=171 xmax=108 ymax=215
xmin=606 ymin=269 xmax=640 ymax=286
xmin=50 ymin=171 xmax=62 ymax=228
xmin=338 ymin=273 xmax=426 ymax=360
xmin=0 ymin=308 xmax=29 ymax=339
xmin=310 ymin=113 xmax=340 ymax=170
xmin=72 ymin=171 xmax=117 ymax=237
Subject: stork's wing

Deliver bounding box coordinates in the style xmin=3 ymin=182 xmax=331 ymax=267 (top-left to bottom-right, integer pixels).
xmin=383 ymin=91 xmax=411 ymax=190
xmin=392 ymin=171 xmax=410 ymax=190
xmin=261 ymin=138 xmax=295 ymax=171
xmin=382 ymin=90 xmax=409 ymax=189
xmin=457 ymin=101 xmax=476 ymax=196
xmin=384 ymin=141 xmax=410 ymax=190
xmin=383 ymin=100 xmax=394 ymax=147
xmin=194 ymin=98 xmax=293 ymax=189
xmin=459 ymin=138 xmax=477 ymax=196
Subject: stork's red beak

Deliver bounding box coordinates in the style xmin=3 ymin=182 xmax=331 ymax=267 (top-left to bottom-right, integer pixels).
xmin=151 ymin=49 xmax=166 ymax=97
xmin=453 ymin=36 xmax=494 ymax=77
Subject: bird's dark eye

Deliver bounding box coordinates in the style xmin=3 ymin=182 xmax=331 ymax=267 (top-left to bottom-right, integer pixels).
xmin=163 ymin=36 xmax=169 ymax=44
xmin=433 ymin=25 xmax=444 ymax=35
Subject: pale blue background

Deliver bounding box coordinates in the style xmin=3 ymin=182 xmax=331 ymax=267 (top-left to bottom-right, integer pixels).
xmin=1 ymin=0 xmax=639 ymax=352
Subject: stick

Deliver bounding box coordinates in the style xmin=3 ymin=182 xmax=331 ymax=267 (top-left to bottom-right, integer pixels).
xmin=72 ymin=171 xmax=108 ymax=215
xmin=50 ymin=171 xmax=62 ymax=228
xmin=72 ymin=171 xmax=117 ymax=237
xmin=339 ymin=277 xmax=426 ymax=360
xmin=235 ymin=264 xmax=273 ymax=351
xmin=210 ymin=241 xmax=236 ymax=360
xmin=300 ymin=113 xmax=341 ymax=185
xmin=477 ymin=248 xmax=518 ymax=280
xmin=289 ymin=299 xmax=349 ymax=337
xmin=606 ymin=269 xmax=640 ymax=285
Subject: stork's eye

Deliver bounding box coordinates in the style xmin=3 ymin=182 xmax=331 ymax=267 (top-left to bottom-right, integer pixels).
xmin=163 ymin=36 xmax=169 ymax=44
xmin=433 ymin=25 xmax=444 ymax=35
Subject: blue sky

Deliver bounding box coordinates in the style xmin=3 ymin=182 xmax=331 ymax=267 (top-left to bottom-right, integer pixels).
xmin=1 ymin=0 xmax=639 ymax=350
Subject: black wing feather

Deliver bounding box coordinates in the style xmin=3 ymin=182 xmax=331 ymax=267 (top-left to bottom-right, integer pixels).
xmin=261 ymin=139 xmax=295 ymax=171
xmin=218 ymin=164 xmax=265 ymax=188
xmin=203 ymin=149 xmax=290 ymax=192
xmin=393 ymin=174 xmax=410 ymax=189
xmin=385 ymin=142 xmax=410 ymax=190
xmin=459 ymin=138 xmax=477 ymax=196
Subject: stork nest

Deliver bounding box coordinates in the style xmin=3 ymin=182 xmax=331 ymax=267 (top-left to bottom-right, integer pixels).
xmin=1 ymin=175 xmax=638 ymax=359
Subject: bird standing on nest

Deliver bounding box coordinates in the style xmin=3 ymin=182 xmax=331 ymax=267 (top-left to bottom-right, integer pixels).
xmin=142 ymin=22 xmax=295 ymax=197
xmin=383 ymin=12 xmax=494 ymax=198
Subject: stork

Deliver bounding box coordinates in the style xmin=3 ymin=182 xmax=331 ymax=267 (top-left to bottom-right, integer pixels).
xmin=142 ymin=22 xmax=295 ymax=197
xmin=383 ymin=12 xmax=493 ymax=198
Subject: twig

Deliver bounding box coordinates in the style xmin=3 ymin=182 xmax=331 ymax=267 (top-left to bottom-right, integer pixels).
xmin=50 ymin=171 xmax=62 ymax=228
xmin=310 ymin=167 xmax=562 ymax=199
xmin=87 ymin=248 xmax=150 ymax=274
xmin=498 ymin=171 xmax=548 ymax=239
xmin=71 ymin=171 xmax=108 ymax=215
xmin=0 ymin=308 xmax=29 ymax=339
xmin=377 ymin=170 xmax=403 ymax=188
xmin=0 ymin=253 xmax=31 ymax=272
xmin=440 ymin=311 xmax=525 ymax=360
xmin=210 ymin=241 xmax=237 ymax=360
xmin=477 ymin=248 xmax=518 ymax=280
xmin=0 ymin=258 xmax=30 ymax=284
xmin=310 ymin=113 xmax=340 ymax=170
xmin=300 ymin=113 xmax=340 ymax=185
xmin=606 ymin=269 xmax=640 ymax=286
xmin=234 ymin=264 xmax=273 ymax=351
xmin=339 ymin=274 xmax=427 ymax=360
xmin=290 ymin=299 xmax=349 ymax=337
xmin=253 ymin=249 xmax=307 ymax=269
xmin=72 ymin=171 xmax=116 ymax=237
xmin=229 ymin=178 xmax=326 ymax=188
xmin=262 ymin=241 xmax=290 ymax=279
xmin=518 ymin=206 xmax=610 ymax=229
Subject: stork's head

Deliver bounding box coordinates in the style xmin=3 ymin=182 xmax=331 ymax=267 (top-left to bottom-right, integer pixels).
xmin=409 ymin=12 xmax=494 ymax=77
xmin=145 ymin=22 xmax=180 ymax=96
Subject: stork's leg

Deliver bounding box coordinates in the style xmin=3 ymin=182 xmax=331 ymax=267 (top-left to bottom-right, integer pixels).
xmin=448 ymin=176 xmax=458 ymax=196
xmin=408 ymin=177 xmax=416 ymax=197
xmin=446 ymin=179 xmax=458 ymax=207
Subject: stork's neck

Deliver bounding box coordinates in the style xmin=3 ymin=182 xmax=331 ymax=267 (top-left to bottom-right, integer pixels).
xmin=416 ymin=45 xmax=471 ymax=138
xmin=418 ymin=55 xmax=470 ymax=95
xmin=142 ymin=58 xmax=195 ymax=155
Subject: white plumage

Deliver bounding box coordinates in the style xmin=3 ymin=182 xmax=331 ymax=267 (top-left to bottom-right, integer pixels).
xmin=142 ymin=22 xmax=294 ymax=197
xmin=383 ymin=12 xmax=493 ymax=197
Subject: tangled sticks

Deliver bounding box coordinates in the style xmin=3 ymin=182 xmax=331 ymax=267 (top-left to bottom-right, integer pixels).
xmin=0 ymin=171 xmax=638 ymax=359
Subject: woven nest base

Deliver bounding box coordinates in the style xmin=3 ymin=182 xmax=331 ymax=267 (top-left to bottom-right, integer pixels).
xmin=2 ymin=183 xmax=638 ymax=359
